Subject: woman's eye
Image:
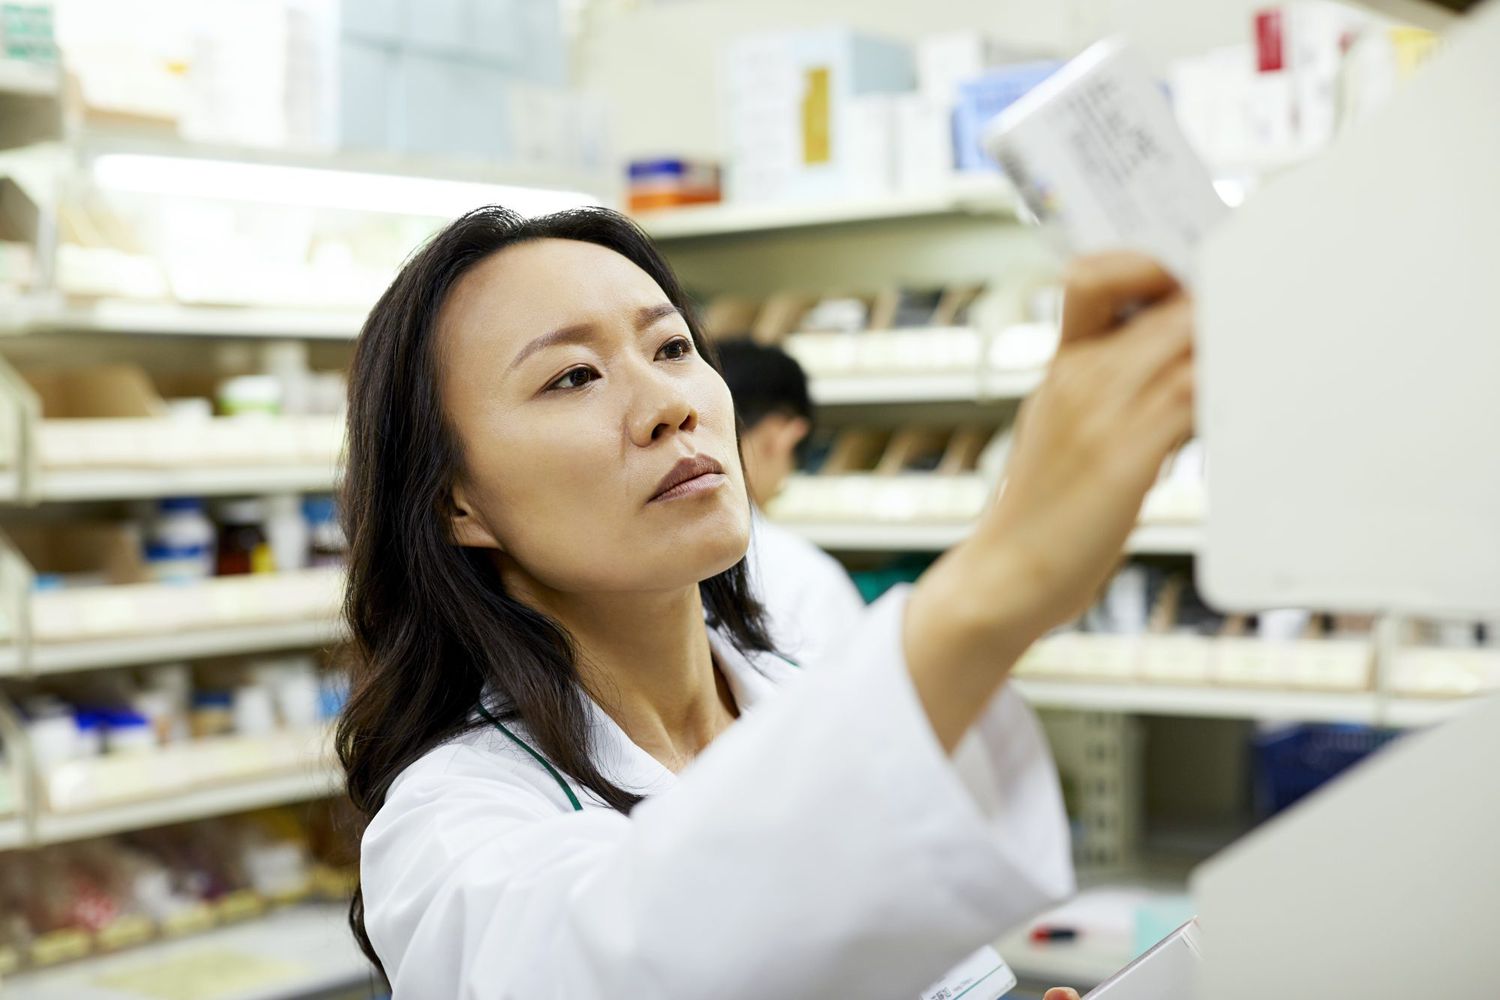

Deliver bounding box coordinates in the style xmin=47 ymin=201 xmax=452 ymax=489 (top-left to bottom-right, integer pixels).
xmin=548 ymin=367 xmax=597 ymax=391
xmin=659 ymin=337 xmax=693 ymax=361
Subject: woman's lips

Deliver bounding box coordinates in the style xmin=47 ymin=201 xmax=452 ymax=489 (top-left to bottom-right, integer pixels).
xmin=649 ymin=471 xmax=728 ymax=503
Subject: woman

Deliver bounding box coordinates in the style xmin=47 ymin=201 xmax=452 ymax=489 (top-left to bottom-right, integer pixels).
xmin=339 ymin=206 xmax=1192 ymax=999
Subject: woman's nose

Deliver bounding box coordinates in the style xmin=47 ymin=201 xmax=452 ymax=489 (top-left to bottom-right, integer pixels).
xmin=628 ymin=373 xmax=698 ymax=447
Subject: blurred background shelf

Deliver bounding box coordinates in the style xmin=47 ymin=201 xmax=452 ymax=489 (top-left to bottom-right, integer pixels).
xmin=0 ymin=814 xmax=25 ymax=850
xmin=33 ymin=763 xmax=340 ymax=847
xmin=1012 ymin=679 xmax=1384 ymax=725
xmin=2 ymin=301 xmax=369 ymax=341
xmin=774 ymin=519 xmax=1203 ymax=555
xmin=33 ymin=465 xmax=339 ymax=503
xmin=3 ymin=902 xmax=368 ymax=1000
xmin=0 ymin=59 xmax=59 ymax=97
xmin=807 ymin=367 xmax=1044 ymax=405
xmin=638 ymin=180 xmax=1019 ymax=240
xmin=15 ymin=619 xmax=344 ymax=676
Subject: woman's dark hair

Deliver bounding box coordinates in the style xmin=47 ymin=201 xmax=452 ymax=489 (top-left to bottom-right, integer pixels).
xmin=715 ymin=338 xmax=814 ymax=429
xmin=336 ymin=206 xmax=775 ymax=973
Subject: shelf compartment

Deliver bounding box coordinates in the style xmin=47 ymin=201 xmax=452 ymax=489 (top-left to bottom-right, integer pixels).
xmin=33 ymin=728 xmax=337 ymax=846
xmin=637 ymin=179 xmax=1019 ymax=240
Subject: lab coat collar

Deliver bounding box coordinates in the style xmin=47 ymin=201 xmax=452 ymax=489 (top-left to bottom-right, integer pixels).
xmin=485 ymin=627 xmax=798 ymax=806
xmin=581 ymin=628 xmax=794 ymax=802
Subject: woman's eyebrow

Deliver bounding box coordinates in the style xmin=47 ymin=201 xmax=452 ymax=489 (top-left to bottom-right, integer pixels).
xmin=508 ymin=303 xmax=684 ymax=372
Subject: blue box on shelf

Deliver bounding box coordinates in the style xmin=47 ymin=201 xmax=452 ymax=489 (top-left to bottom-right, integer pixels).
xmin=953 ymin=61 xmax=1062 ymax=172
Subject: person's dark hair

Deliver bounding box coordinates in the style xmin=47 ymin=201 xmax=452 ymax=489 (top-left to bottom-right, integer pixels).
xmin=336 ymin=205 xmax=775 ymax=974
xmin=715 ymin=338 xmax=814 ymax=429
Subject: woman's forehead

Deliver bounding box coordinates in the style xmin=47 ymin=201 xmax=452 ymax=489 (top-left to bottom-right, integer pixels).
xmin=441 ymin=238 xmax=667 ymax=349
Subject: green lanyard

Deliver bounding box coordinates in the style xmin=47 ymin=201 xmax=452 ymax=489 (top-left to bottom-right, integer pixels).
xmin=476 ymin=703 xmax=583 ymax=812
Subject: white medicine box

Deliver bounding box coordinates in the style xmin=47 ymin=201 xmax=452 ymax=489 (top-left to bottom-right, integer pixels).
xmin=722 ymin=29 xmax=915 ymax=203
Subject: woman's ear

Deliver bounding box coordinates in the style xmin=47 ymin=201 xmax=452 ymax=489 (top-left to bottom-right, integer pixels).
xmin=448 ymin=485 xmax=504 ymax=550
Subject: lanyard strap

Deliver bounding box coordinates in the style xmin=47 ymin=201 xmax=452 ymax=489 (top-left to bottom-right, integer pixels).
xmin=476 ymin=703 xmax=583 ymax=812
xmin=475 ymin=649 xmax=798 ymax=814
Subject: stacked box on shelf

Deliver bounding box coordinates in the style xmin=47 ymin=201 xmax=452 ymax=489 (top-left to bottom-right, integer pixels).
xmin=723 ymin=29 xmax=915 ymax=203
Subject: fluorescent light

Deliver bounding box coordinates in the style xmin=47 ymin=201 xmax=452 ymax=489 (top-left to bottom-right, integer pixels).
xmin=91 ymin=153 xmax=599 ymax=218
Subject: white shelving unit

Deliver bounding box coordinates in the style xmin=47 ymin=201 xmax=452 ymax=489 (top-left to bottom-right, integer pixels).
xmin=0 ymin=813 xmax=25 ymax=850
xmin=638 ymin=180 xmax=1019 ymax=240
xmin=34 ymin=465 xmax=338 ymax=503
xmin=1014 ymin=678 xmax=1385 ymax=725
xmin=4 ymin=903 xmax=371 ymax=1000
xmin=33 ymin=765 xmax=341 ymax=847
xmin=13 ymin=619 xmax=345 ymax=677
xmin=0 ymin=60 xmax=59 ymax=98
xmin=808 ymin=367 xmax=1044 ymax=406
xmin=1 ymin=300 xmax=368 ymax=341
xmin=775 ymin=518 xmax=1202 ymax=556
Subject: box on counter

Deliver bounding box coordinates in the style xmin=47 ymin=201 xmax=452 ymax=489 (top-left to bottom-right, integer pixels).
xmin=722 ymin=28 xmax=914 ymax=203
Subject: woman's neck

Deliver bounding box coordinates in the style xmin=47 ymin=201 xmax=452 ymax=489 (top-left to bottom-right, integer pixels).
xmin=505 ymin=573 xmax=737 ymax=773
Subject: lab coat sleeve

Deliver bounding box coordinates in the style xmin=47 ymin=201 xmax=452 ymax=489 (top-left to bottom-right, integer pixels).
xmin=361 ymin=587 xmax=1072 ymax=1000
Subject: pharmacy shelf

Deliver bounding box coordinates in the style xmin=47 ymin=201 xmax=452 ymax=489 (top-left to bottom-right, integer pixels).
xmin=33 ymin=465 xmax=338 ymax=502
xmin=32 ymin=764 xmax=341 ymax=846
xmin=2 ymin=299 xmax=368 ymax=341
xmin=778 ymin=519 xmax=970 ymax=552
xmin=808 ymin=368 xmax=1042 ymax=406
xmin=778 ymin=519 xmax=1202 ymax=555
xmin=638 ymin=181 xmax=1019 ymax=240
xmin=0 ymin=815 xmax=25 ymax=851
xmin=1382 ymin=695 xmax=1492 ymax=729
xmin=10 ymin=619 xmax=344 ymax=677
xmin=0 ymin=60 xmax=59 ymax=98
xmin=1124 ymin=522 xmax=1204 ymax=556
xmin=4 ymin=902 xmax=371 ymax=1000
xmin=74 ymin=128 xmax=609 ymax=194
xmin=1013 ymin=678 xmax=1384 ymax=725
xmin=1014 ymin=679 xmax=1487 ymax=727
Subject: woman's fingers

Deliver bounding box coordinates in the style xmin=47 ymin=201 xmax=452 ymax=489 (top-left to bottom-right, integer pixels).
xmin=1043 ymin=989 xmax=1082 ymax=1000
xmin=1126 ymin=354 xmax=1197 ymax=472
xmin=1059 ymin=252 xmax=1180 ymax=344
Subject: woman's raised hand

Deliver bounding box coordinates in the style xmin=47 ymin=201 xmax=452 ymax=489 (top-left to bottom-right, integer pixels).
xmin=905 ymin=252 xmax=1194 ymax=750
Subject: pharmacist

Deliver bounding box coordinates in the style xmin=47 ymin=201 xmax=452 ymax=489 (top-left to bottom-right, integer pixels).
xmin=339 ymin=205 xmax=1191 ymax=998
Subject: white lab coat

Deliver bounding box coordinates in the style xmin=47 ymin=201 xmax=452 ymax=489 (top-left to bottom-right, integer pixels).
xmin=361 ymin=587 xmax=1074 ymax=1000
xmin=746 ymin=510 xmax=867 ymax=669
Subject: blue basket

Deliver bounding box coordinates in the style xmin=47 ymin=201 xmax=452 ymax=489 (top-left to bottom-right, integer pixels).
xmin=1251 ymin=724 xmax=1403 ymax=818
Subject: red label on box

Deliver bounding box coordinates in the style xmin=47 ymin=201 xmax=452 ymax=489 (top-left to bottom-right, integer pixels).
xmin=1256 ymin=9 xmax=1285 ymax=72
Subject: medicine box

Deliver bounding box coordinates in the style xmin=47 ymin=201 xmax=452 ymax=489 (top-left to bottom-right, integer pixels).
xmin=953 ymin=61 xmax=1062 ymax=172
xmin=722 ymin=28 xmax=915 ymax=203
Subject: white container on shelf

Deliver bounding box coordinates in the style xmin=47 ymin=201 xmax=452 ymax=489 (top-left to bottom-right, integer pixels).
xmin=145 ymin=498 xmax=217 ymax=584
xmin=106 ymin=715 xmax=158 ymax=754
xmin=266 ymin=493 xmax=311 ymax=572
xmin=233 ymin=685 xmax=279 ymax=737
